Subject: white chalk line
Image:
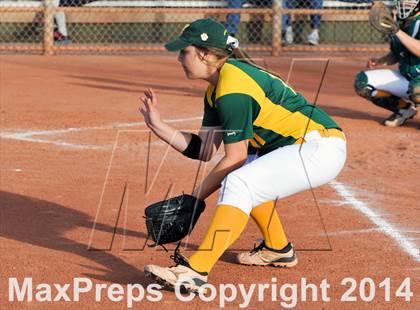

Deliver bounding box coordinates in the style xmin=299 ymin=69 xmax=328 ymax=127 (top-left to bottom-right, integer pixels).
xmin=330 ymin=180 xmax=420 ymax=262
xmin=0 ymin=135 xmax=107 ymax=150
xmin=0 ymin=116 xmax=203 ymax=150
xmin=323 ymin=228 xmax=420 ymax=236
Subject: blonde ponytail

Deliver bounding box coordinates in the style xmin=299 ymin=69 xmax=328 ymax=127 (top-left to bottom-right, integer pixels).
xmin=231 ymin=47 xmax=286 ymax=81
xmin=195 ymin=45 xmax=287 ymax=82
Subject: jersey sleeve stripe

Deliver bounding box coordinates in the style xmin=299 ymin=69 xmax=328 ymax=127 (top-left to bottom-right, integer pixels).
xmin=253 ymin=133 xmax=266 ymax=146
xmin=249 ymin=138 xmax=259 ymax=148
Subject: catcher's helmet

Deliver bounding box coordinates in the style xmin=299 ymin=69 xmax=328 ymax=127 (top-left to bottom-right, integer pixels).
xmin=396 ymin=0 xmax=420 ymax=19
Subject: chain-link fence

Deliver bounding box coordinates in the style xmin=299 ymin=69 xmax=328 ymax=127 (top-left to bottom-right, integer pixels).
xmin=0 ymin=0 xmax=390 ymax=54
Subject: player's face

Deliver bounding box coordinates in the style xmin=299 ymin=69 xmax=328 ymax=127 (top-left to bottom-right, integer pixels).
xmin=177 ymin=46 xmax=209 ymax=79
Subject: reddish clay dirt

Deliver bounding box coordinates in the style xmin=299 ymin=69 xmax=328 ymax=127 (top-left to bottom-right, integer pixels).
xmin=0 ymin=54 xmax=419 ymax=310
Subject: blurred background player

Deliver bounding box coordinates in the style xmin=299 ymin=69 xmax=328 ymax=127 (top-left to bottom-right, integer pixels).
xmin=226 ymin=0 xmax=294 ymax=44
xmin=282 ymin=0 xmax=323 ymax=45
xmin=226 ymin=0 xmax=272 ymax=43
xmin=53 ymin=0 xmax=71 ymax=44
xmin=354 ymin=0 xmax=419 ymax=127
xmin=226 ymin=0 xmax=245 ymax=36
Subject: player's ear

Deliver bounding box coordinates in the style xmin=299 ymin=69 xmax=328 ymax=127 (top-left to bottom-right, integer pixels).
xmin=197 ymin=46 xmax=217 ymax=65
xmin=195 ymin=46 xmax=208 ymax=62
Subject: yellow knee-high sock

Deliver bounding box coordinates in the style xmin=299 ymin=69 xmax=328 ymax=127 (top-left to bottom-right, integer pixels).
xmin=188 ymin=204 xmax=248 ymax=273
xmin=250 ymin=201 xmax=288 ymax=250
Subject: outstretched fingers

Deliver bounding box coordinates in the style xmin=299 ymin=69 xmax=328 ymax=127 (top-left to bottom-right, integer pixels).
xmin=144 ymin=88 xmax=157 ymax=106
xmin=139 ymin=88 xmax=160 ymax=128
xmin=149 ymin=88 xmax=157 ymax=104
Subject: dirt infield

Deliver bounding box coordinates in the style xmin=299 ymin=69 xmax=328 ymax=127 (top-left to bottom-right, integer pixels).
xmin=0 ymin=54 xmax=418 ymax=310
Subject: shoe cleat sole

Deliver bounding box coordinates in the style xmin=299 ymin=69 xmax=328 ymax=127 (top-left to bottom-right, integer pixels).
xmin=145 ymin=270 xmax=205 ymax=294
xmin=239 ymin=256 xmax=298 ymax=268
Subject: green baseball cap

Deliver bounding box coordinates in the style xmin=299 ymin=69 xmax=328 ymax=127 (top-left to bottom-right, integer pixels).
xmin=165 ymin=18 xmax=229 ymax=51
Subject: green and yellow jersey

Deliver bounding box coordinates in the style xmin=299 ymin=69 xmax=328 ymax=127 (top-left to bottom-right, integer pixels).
xmin=391 ymin=14 xmax=420 ymax=80
xmin=202 ymin=59 xmax=341 ymax=156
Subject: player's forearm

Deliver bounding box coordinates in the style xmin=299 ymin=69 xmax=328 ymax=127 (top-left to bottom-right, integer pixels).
xmin=197 ymin=143 xmax=218 ymax=162
xmin=193 ymin=155 xmax=246 ymax=200
xmin=197 ymin=130 xmax=222 ymax=162
xmin=149 ymin=121 xmax=190 ymax=153
xmin=395 ymin=30 xmax=420 ymax=57
xmin=378 ymin=52 xmax=399 ymax=66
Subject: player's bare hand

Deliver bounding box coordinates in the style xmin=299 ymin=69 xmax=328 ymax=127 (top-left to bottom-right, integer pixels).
xmin=367 ymin=58 xmax=379 ymax=69
xmin=139 ymin=88 xmax=162 ymax=129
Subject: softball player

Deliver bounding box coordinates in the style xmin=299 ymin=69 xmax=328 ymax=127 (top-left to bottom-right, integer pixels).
xmin=354 ymin=0 xmax=419 ymax=127
xmin=141 ymin=18 xmax=347 ymax=292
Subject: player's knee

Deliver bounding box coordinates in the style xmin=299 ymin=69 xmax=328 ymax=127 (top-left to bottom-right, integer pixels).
xmin=221 ymin=171 xmax=249 ymax=197
xmin=219 ymin=171 xmax=253 ymax=214
xmin=410 ymin=92 xmax=420 ymax=105
xmin=409 ymin=80 xmax=420 ymax=105
xmin=354 ymin=71 xmax=374 ymax=99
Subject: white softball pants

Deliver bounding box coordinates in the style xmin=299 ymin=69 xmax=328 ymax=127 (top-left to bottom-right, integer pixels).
xmin=217 ymin=130 xmax=347 ymax=215
xmin=364 ymin=69 xmax=410 ymax=100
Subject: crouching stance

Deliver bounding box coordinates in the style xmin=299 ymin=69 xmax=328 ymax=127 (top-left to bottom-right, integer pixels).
xmin=140 ymin=18 xmax=347 ymax=293
xmin=355 ymin=0 xmax=419 ymax=127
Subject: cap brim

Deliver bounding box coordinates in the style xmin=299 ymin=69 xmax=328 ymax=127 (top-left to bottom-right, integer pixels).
xmin=164 ymin=37 xmax=190 ymax=51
